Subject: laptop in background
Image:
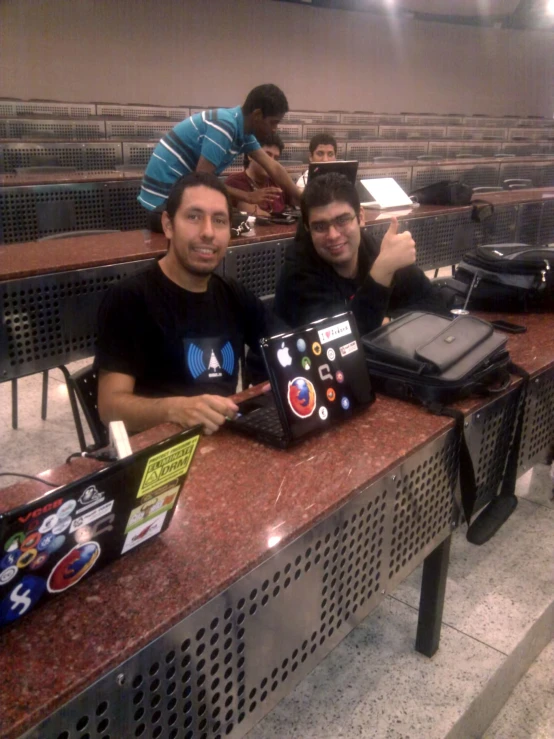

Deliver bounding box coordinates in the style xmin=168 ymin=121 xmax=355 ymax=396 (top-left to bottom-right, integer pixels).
xmin=308 ymin=160 xmax=359 ymax=185
xmin=228 ymin=312 xmax=374 ymax=448
xmin=0 ymin=426 xmax=201 ymax=629
xmin=358 ymin=177 xmax=415 ymax=209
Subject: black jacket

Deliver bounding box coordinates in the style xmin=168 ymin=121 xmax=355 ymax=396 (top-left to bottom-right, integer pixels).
xmin=274 ymin=229 xmax=448 ymax=335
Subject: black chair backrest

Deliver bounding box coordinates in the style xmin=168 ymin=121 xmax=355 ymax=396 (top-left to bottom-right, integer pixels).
xmin=68 ymin=364 xmax=109 ymax=448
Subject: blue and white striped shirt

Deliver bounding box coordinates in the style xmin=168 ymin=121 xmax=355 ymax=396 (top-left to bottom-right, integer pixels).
xmin=138 ymin=106 xmax=261 ymax=211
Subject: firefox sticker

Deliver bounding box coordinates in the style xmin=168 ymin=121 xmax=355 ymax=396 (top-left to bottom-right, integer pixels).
xmin=287 ymin=377 xmax=317 ymax=418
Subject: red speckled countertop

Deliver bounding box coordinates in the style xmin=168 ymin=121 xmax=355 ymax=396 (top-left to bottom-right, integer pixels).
xmin=0 ymin=395 xmax=453 ymax=739
xmin=0 ymin=312 xmax=552 ymax=738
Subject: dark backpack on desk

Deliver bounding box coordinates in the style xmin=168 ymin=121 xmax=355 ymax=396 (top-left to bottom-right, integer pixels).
xmin=438 ymin=244 xmax=554 ymax=312
xmin=361 ymin=311 xmax=511 ymax=406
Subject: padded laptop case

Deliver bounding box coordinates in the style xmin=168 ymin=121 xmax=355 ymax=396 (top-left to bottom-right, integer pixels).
xmin=361 ymin=311 xmax=510 ymax=405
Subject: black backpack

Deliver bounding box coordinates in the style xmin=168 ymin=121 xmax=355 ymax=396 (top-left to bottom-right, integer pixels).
xmin=439 ymin=244 xmax=554 ymax=312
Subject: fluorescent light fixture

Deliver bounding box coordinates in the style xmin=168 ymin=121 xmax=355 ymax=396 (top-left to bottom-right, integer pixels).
xmin=547 ymin=0 xmax=554 ymax=15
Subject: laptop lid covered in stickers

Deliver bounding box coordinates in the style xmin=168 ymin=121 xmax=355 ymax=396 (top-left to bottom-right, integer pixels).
xmin=262 ymin=311 xmax=374 ymax=441
xmin=0 ymin=426 xmax=201 ymax=630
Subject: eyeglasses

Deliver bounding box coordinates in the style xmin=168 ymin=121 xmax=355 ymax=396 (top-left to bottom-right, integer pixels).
xmin=309 ymin=213 xmax=356 ymax=235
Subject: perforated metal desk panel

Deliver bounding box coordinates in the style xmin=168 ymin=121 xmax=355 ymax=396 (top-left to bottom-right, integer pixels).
xmin=0 ymin=398 xmax=460 ymax=739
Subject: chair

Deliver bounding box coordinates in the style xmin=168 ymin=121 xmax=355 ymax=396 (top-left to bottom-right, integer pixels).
xmin=15 ymin=230 xmax=121 ymax=425
xmin=65 ymin=364 xmax=109 ymax=451
xmin=503 ymin=179 xmax=533 ymax=190
xmin=472 ymin=186 xmax=503 ymax=193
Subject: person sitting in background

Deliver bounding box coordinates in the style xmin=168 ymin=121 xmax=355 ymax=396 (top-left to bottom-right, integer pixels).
xmin=138 ymin=84 xmax=302 ymax=231
xmin=296 ymin=133 xmax=338 ymax=191
xmin=224 ymin=132 xmax=293 ymax=217
xmin=274 ymin=173 xmax=448 ymax=335
xmin=97 ymin=173 xmax=278 ymax=435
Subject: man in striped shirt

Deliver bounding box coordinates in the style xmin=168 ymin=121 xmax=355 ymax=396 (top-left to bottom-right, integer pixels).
xmin=139 ymin=84 xmax=302 ymax=231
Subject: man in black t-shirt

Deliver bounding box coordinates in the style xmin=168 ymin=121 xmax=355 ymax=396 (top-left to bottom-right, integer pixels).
xmin=96 ymin=172 xmax=275 ymax=435
xmin=274 ymin=173 xmax=448 ymax=335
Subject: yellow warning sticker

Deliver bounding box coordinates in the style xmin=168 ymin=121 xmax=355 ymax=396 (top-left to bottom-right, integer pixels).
xmin=137 ymin=435 xmax=200 ymax=498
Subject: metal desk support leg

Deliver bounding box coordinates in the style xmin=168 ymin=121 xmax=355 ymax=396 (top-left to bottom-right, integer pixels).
xmin=41 ymin=370 xmax=49 ymax=420
xmin=11 ymin=379 xmax=18 ymax=429
xmin=415 ymin=534 xmax=452 ymax=657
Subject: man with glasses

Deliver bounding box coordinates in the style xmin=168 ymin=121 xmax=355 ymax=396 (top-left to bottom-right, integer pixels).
xmin=274 ymin=173 xmax=447 ymax=334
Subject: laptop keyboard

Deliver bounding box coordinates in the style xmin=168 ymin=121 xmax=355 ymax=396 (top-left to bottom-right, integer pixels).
xmin=233 ymin=404 xmax=284 ymax=436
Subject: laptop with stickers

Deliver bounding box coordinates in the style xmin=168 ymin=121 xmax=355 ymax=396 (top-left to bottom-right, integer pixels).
xmin=228 ymin=312 xmax=374 ymax=448
xmin=0 ymin=426 xmax=201 ymax=630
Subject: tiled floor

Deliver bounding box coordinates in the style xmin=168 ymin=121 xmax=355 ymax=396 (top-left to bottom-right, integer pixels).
xmin=1 ymin=360 xmax=552 ymax=738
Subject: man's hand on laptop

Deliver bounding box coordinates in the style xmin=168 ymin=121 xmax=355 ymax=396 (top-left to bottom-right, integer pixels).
xmin=168 ymin=395 xmax=239 ymax=435
xmin=370 ymin=216 xmax=416 ymax=287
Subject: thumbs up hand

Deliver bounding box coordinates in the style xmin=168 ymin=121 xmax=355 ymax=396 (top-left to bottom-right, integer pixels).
xmin=370 ymin=216 xmax=417 ymax=287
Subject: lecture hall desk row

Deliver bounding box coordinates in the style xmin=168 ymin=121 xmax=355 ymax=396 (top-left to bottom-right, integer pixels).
xmin=1 ymin=187 xmax=553 ymax=282
xmin=0 ymin=154 xmax=552 ymax=187
xmin=0 ymin=309 xmax=552 ymax=739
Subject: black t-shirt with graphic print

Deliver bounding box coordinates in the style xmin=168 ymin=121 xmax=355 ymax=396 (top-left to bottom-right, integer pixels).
xmin=95 ymin=263 xmax=272 ymax=397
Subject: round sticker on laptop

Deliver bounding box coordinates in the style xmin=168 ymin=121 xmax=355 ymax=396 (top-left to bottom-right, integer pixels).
xmin=318 ymin=406 xmax=328 ymax=420
xmin=4 ymin=533 xmax=24 ymax=553
xmin=21 ymin=532 xmax=41 ymax=551
xmin=17 ymin=549 xmax=38 ymax=569
xmin=29 ymin=552 xmax=49 ymax=571
xmin=287 ymin=378 xmax=317 ymax=418
xmin=312 ymin=342 xmax=322 ymax=356
xmin=0 ymin=566 xmax=18 ymax=586
xmin=39 ymin=515 xmax=59 ymax=534
xmin=57 ymin=500 xmax=77 ymax=519
xmin=45 ymin=535 xmax=66 ymax=554
xmin=341 ymin=397 xmax=350 ymax=410
xmin=1 ymin=551 xmax=20 ymax=570
xmin=301 ymin=357 xmax=311 ymax=370
xmin=296 ymin=338 xmax=306 ymax=353
xmin=47 ymin=541 xmax=101 ymax=593
xmin=326 ymin=348 xmax=336 ymax=361
xmin=336 ymin=371 xmax=344 ymax=384
xmin=52 ymin=517 xmax=71 ymax=535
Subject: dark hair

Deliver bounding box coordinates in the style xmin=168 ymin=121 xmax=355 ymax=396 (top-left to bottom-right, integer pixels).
xmin=242 ymin=84 xmax=289 ymax=118
xmin=243 ymin=131 xmax=285 ymax=168
xmin=165 ymin=172 xmax=232 ymax=220
xmin=301 ymin=173 xmax=360 ymax=226
xmin=309 ymin=133 xmax=338 ymax=156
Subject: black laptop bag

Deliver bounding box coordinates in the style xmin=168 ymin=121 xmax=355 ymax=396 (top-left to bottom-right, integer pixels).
xmin=361 ymin=311 xmax=511 ymax=406
xmin=438 ymin=244 xmax=554 ymax=312
xmin=362 ymin=311 xmax=525 ymax=544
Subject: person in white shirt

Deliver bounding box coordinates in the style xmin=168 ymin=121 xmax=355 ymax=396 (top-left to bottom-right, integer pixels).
xmin=297 ymin=133 xmax=338 ymax=191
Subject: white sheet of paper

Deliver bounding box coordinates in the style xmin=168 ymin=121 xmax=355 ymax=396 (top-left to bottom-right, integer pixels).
xmin=361 ymin=178 xmax=413 ymax=209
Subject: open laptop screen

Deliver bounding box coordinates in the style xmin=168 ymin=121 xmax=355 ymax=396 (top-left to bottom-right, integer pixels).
xmin=307 ymin=160 xmax=359 ymax=185
xmin=261 ymin=312 xmax=374 ymax=440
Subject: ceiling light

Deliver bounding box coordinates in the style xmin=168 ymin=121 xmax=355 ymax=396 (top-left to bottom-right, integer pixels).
xmin=547 ymin=0 xmax=554 ymax=15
